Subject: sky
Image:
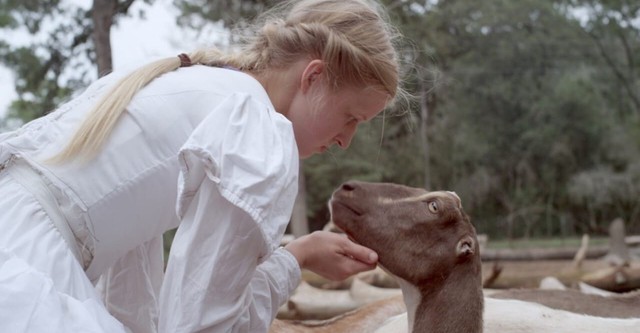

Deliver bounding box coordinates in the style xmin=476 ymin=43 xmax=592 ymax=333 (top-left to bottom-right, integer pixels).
xmin=0 ymin=0 xmax=227 ymax=119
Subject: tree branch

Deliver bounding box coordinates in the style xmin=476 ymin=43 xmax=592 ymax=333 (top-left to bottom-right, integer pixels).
xmin=587 ymin=29 xmax=640 ymax=115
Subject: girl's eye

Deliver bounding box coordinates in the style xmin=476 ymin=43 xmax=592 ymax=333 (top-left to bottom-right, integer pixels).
xmin=428 ymin=201 xmax=438 ymax=213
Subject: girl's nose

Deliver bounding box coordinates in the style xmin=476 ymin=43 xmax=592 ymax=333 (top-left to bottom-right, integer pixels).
xmin=336 ymin=126 xmax=357 ymax=149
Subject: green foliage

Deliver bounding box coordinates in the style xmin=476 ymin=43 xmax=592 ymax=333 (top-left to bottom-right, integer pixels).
xmin=0 ymin=1 xmax=90 ymax=123
xmin=3 ymin=0 xmax=639 ymax=239
xmin=0 ymin=0 xmax=63 ymax=32
xmin=192 ymin=0 xmax=640 ymax=238
xmin=1 ymin=45 xmax=75 ymax=122
xmin=173 ymin=0 xmax=277 ymax=30
xmin=0 ymin=0 xmax=147 ymax=124
xmin=377 ymin=0 xmax=638 ymax=239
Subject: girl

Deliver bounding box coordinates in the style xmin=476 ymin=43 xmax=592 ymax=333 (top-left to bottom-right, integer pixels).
xmin=0 ymin=0 xmax=402 ymax=332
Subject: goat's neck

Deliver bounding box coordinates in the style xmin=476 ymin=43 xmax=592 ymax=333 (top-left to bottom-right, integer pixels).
xmin=395 ymin=279 xmax=420 ymax=333
xmin=395 ymin=271 xmax=483 ymax=333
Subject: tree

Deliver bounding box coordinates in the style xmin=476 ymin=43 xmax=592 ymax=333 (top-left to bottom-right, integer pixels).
xmin=4 ymin=0 xmax=639 ymax=238
xmin=558 ymin=0 xmax=640 ymax=233
xmin=561 ymin=0 xmax=640 ymax=119
xmin=385 ymin=0 xmax=640 ymax=237
xmin=0 ymin=0 xmax=149 ymax=124
xmin=173 ymin=0 xmax=276 ymax=31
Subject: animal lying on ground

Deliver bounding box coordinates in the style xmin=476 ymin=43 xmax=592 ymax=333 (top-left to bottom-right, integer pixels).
xmin=277 ymin=279 xmax=402 ymax=320
xmin=269 ymin=295 xmax=406 ymax=333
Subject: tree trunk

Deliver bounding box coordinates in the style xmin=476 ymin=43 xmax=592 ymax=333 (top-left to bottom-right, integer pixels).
xmin=92 ymin=0 xmax=116 ymax=77
xmin=419 ymin=78 xmax=430 ymax=190
xmin=290 ymin=161 xmax=309 ymax=237
xmin=603 ymin=218 xmax=631 ymax=266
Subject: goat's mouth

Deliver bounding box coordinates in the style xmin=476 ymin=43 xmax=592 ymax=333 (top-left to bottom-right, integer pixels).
xmin=329 ymin=198 xmax=363 ymax=218
xmin=328 ymin=199 xmax=363 ymax=244
xmin=330 ymin=204 xmax=360 ymax=229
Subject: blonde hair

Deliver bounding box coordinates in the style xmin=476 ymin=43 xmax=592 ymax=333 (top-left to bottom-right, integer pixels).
xmin=51 ymin=0 xmax=402 ymax=163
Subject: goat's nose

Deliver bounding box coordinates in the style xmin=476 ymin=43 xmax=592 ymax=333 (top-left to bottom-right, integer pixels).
xmin=341 ymin=182 xmax=357 ymax=191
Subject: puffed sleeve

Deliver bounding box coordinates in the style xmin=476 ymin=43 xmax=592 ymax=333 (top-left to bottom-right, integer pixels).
xmin=158 ymin=93 xmax=300 ymax=333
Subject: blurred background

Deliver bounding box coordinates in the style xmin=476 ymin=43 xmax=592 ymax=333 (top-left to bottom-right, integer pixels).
xmin=1 ymin=0 xmax=639 ymax=247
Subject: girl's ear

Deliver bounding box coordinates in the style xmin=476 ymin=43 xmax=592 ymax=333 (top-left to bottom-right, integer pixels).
xmin=300 ymin=59 xmax=325 ymax=93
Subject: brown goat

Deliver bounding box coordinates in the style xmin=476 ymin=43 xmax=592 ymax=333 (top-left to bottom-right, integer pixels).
xmin=271 ymin=181 xmax=483 ymax=332
xmin=271 ymin=182 xmax=640 ymax=333
xmin=328 ymin=181 xmax=484 ymax=333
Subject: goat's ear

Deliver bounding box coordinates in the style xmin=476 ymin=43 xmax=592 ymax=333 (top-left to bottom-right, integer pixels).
xmin=456 ymin=236 xmax=475 ymax=258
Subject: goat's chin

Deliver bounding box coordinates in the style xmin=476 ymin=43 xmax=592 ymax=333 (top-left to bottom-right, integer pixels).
xmin=330 ymin=221 xmax=358 ymax=243
xmin=346 ymin=234 xmax=359 ymax=244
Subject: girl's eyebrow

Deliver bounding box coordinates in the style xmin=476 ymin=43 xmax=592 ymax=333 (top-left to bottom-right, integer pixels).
xmin=353 ymin=110 xmax=368 ymax=122
xmin=348 ymin=109 xmax=363 ymax=122
xmin=362 ymin=112 xmax=377 ymax=122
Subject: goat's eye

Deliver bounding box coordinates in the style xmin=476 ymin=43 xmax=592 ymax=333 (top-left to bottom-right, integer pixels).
xmin=428 ymin=201 xmax=438 ymax=213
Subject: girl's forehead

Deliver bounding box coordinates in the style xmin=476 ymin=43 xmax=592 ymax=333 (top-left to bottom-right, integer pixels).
xmin=340 ymin=85 xmax=389 ymax=117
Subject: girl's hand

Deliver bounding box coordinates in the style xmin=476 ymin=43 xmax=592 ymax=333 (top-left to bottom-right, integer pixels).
xmin=284 ymin=231 xmax=378 ymax=281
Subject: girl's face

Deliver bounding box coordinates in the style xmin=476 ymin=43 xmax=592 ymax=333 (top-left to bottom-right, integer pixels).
xmin=288 ymin=84 xmax=388 ymax=158
xmin=286 ymin=64 xmax=389 ymax=158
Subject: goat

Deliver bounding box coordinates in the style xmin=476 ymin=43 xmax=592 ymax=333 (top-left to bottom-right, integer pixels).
xmin=329 ymin=181 xmax=484 ymax=333
xmin=272 ymin=181 xmax=483 ymax=332
xmin=277 ymin=279 xmax=402 ymax=320
xmin=270 ymin=295 xmax=406 ymax=333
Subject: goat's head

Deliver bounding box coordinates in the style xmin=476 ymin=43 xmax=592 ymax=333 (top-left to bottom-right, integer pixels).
xmin=329 ymin=181 xmax=481 ymax=289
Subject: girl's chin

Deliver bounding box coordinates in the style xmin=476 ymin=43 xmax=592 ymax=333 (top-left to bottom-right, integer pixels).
xmin=299 ymin=146 xmax=328 ymax=159
xmin=299 ymin=150 xmax=315 ymax=159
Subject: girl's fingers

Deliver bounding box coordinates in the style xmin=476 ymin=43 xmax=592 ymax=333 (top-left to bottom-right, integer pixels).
xmin=339 ymin=236 xmax=378 ymax=265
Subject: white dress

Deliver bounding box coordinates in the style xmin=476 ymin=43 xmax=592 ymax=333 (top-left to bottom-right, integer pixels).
xmin=0 ymin=66 xmax=301 ymax=332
